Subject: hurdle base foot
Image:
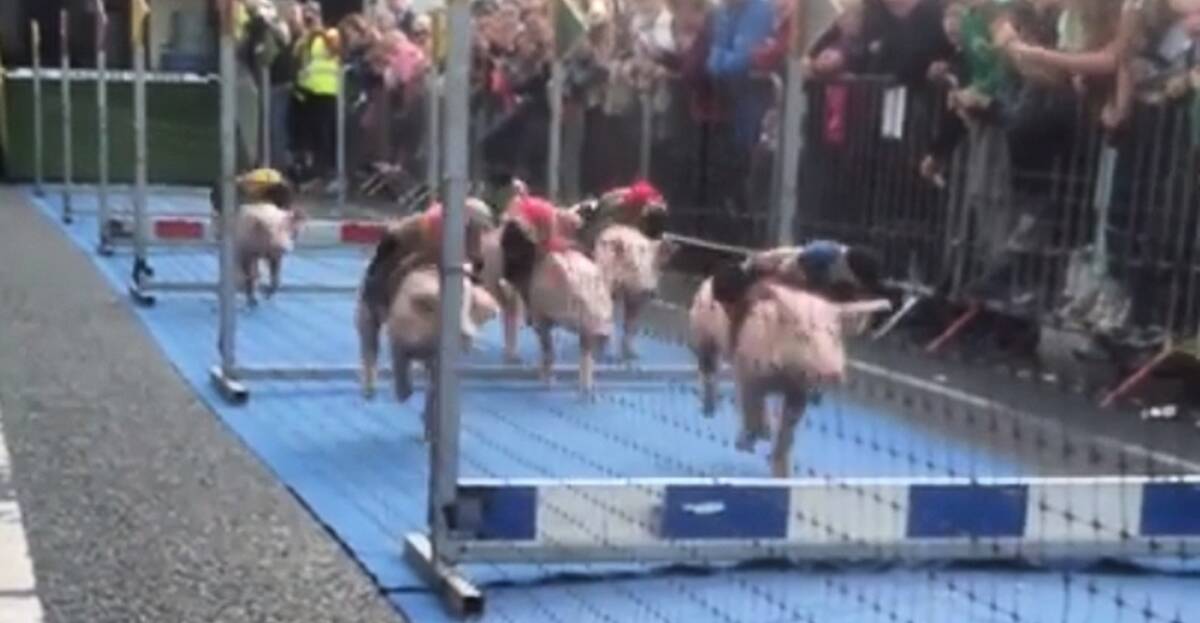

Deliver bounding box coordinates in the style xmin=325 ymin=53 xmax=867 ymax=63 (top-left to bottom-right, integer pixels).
xmin=404 ymin=533 xmax=484 ymax=618
xmin=209 ymin=366 xmax=249 ymax=405
xmin=128 ymin=283 xmax=157 ymax=307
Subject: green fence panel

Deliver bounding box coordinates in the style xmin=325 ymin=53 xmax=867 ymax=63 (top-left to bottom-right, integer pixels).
xmin=5 ymin=73 xmax=220 ymax=185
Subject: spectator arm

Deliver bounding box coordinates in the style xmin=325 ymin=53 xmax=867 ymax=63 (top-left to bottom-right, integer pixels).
xmin=1006 ymin=11 xmax=1136 ymax=78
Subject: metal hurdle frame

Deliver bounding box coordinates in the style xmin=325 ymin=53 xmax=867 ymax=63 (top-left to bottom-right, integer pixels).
xmin=397 ymin=3 xmax=1200 ymax=615
xmin=119 ymin=5 xmax=390 ymax=306
xmin=31 ymin=21 xmax=43 ymax=197
xmin=95 ymin=2 xmax=112 ymax=255
xmin=60 ymin=10 xmax=74 ymax=224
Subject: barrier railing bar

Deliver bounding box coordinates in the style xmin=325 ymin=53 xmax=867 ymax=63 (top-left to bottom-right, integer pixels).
xmin=234 ymin=364 xmax=710 ymax=383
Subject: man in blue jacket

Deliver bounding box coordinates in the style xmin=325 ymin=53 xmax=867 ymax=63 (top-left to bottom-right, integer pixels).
xmin=706 ymin=0 xmax=776 ymax=153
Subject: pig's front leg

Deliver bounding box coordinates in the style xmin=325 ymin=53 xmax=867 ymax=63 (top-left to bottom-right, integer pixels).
xmin=502 ymin=293 xmax=522 ymax=363
xmin=535 ymin=319 xmax=555 ymax=386
xmin=356 ymin=300 xmax=381 ymax=399
xmin=238 ymin=253 xmax=259 ymax=307
xmin=770 ymin=389 xmax=807 ymax=478
xmin=620 ymin=294 xmax=646 ymax=362
xmin=390 ymin=340 xmax=414 ymax=403
xmin=736 ymin=380 xmax=768 ymax=453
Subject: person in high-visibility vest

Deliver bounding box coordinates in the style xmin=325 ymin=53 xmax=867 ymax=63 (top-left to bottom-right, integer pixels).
xmin=292 ymin=1 xmax=342 ymax=186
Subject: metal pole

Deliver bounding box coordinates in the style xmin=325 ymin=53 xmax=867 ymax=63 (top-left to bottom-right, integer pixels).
xmin=1091 ymin=144 xmax=1117 ymax=277
xmin=260 ymin=64 xmax=271 ymax=167
xmin=638 ymin=93 xmax=652 ymax=179
xmin=773 ymin=61 xmax=806 ymax=246
xmin=336 ymin=65 xmax=347 ymax=210
xmin=218 ymin=0 xmax=239 ymax=378
xmin=772 ymin=0 xmax=808 ymax=247
xmin=32 ymin=21 xmax=43 ymax=197
xmin=132 ymin=11 xmax=150 ymax=283
xmin=60 ymin=10 xmax=74 ymax=223
xmin=96 ymin=5 xmax=111 ymax=252
xmin=426 ymin=70 xmax=442 ymax=196
xmin=546 ymin=61 xmax=563 ymax=201
xmin=432 ymin=0 xmax=470 ymax=564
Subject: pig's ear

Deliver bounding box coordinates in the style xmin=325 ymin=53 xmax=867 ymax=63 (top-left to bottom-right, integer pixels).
xmin=845 ymin=245 xmax=884 ymax=292
xmin=710 ymin=261 xmax=755 ymax=305
xmin=642 ymin=208 xmax=667 ymax=240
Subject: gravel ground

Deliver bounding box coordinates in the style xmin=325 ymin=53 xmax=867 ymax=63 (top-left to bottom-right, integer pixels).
xmin=0 ymin=187 xmax=406 ymax=623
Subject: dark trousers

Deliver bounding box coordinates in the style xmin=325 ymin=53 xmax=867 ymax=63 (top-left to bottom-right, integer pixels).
xmin=295 ymin=89 xmax=338 ymax=178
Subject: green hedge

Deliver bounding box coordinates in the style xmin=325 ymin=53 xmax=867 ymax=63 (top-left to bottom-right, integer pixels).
xmin=4 ymin=76 xmax=220 ymax=185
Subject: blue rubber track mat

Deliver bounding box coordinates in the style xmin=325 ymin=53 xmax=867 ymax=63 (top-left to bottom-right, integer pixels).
xmin=27 ymin=189 xmax=1200 ymax=623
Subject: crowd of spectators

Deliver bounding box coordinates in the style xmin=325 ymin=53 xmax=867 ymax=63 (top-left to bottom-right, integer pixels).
xmin=231 ymin=0 xmax=1200 ymax=344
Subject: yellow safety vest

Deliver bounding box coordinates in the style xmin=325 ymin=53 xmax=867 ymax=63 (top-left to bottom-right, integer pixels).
xmin=298 ymin=33 xmax=340 ymax=96
xmin=235 ymin=2 xmax=250 ymax=41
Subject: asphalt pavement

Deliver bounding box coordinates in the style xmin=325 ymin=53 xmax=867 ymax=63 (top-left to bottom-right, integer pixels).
xmin=0 ymin=188 xmax=404 ymax=623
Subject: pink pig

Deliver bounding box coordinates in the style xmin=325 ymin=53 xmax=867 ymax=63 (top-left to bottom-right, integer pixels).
xmin=721 ymin=280 xmax=890 ymax=477
xmin=233 ymin=202 xmax=306 ymax=305
xmin=375 ymin=264 xmax=500 ymax=438
xmin=593 ymin=224 xmax=676 ymax=361
xmin=687 ymin=276 xmax=730 ymax=416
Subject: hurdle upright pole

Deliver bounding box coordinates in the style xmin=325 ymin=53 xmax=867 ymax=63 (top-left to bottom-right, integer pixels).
xmin=211 ymin=0 xmax=246 ymax=404
xmin=131 ymin=0 xmax=150 ymax=284
xmin=432 ymin=0 xmax=471 ymax=566
xmin=60 ymin=10 xmax=74 ymax=224
xmin=426 ymin=70 xmax=441 ymax=196
xmin=31 ymin=21 xmax=44 ymax=197
xmin=771 ymin=0 xmax=808 ymax=246
xmin=96 ymin=3 xmax=111 ymax=253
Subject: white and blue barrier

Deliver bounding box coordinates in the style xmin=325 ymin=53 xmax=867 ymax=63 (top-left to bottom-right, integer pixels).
xmin=433 ymin=475 xmax=1200 ymax=565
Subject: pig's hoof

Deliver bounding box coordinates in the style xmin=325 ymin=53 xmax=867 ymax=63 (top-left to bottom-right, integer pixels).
xmin=362 ymin=385 xmax=376 ymax=400
xmin=769 ymin=455 xmax=791 ymax=478
xmin=503 ymin=352 xmax=522 ymax=364
xmin=701 ymin=388 xmax=718 ymax=417
xmin=395 ymin=384 xmax=414 ymax=403
xmin=734 ymin=431 xmax=757 ymax=453
xmin=246 ymin=297 xmax=259 ymax=309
